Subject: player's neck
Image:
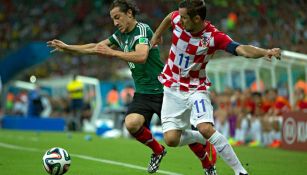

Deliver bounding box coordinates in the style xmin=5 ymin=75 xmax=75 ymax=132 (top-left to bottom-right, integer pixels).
xmin=191 ymin=23 xmax=204 ymax=36
xmin=126 ymin=20 xmax=138 ymax=33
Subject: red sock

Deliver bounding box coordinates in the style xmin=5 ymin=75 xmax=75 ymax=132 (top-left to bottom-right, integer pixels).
xmin=189 ymin=143 xmax=212 ymax=169
xmin=132 ymin=126 xmax=163 ymax=155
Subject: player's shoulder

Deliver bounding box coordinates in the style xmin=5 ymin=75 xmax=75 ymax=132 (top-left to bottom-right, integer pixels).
xmin=136 ymin=22 xmax=151 ymax=30
xmin=171 ymin=11 xmax=180 ymax=23
xmin=136 ymin=22 xmax=152 ymax=36
xmin=172 ymin=11 xmax=179 ymax=17
xmin=204 ymin=21 xmax=220 ymax=33
xmin=112 ymin=28 xmax=122 ymax=37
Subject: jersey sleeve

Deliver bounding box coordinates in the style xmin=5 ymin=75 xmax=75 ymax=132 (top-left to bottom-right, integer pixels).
xmin=134 ymin=23 xmax=152 ymax=47
xmin=208 ymin=23 xmax=240 ymax=55
xmin=214 ymin=32 xmax=240 ymax=55
xmin=171 ymin=11 xmax=180 ymax=29
xmin=213 ymin=31 xmax=233 ymax=51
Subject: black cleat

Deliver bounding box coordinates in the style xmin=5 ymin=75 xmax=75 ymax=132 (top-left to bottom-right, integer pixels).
xmin=147 ymin=148 xmax=167 ymax=173
xmin=204 ymin=166 xmax=217 ymax=175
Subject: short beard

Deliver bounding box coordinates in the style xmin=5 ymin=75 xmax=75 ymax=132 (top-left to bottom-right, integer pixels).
xmin=185 ymin=28 xmax=192 ymax=32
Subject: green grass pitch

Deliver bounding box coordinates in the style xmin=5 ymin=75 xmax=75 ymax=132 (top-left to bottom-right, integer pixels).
xmin=0 ymin=129 xmax=306 ymax=175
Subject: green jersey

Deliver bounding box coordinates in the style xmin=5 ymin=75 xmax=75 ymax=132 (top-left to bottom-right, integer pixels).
xmin=108 ymin=22 xmax=164 ymax=94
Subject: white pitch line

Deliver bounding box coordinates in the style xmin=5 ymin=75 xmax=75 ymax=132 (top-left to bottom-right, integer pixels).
xmin=0 ymin=142 xmax=183 ymax=175
xmin=0 ymin=142 xmax=40 ymax=152
xmin=72 ymin=154 xmax=183 ymax=175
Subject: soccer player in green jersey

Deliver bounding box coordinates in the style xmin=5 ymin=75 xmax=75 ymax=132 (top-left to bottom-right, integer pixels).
xmin=48 ymin=0 xmax=216 ymax=173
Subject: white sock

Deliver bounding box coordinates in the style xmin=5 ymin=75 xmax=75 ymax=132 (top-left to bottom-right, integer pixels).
xmin=178 ymin=130 xmax=206 ymax=146
xmin=262 ymin=132 xmax=268 ymax=146
xmin=269 ymin=130 xmax=275 ymax=142
xmin=234 ymin=128 xmax=241 ymax=141
xmin=274 ymin=130 xmax=281 ymax=140
xmin=208 ymin=131 xmax=248 ymax=175
xmin=251 ymin=119 xmax=262 ymax=142
xmin=235 ymin=129 xmax=244 ymax=142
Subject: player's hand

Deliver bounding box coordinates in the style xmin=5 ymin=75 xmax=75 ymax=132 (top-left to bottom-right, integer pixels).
xmin=150 ymin=34 xmax=163 ymax=48
xmin=96 ymin=44 xmax=113 ymax=56
xmin=47 ymin=39 xmax=68 ymax=53
xmin=264 ymin=48 xmax=281 ymax=61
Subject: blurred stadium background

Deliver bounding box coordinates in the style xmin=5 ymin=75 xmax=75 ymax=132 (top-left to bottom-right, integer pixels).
xmin=0 ymin=0 xmax=307 ymax=174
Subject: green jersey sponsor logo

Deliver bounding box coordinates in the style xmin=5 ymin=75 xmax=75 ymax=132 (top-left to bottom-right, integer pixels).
xmin=139 ymin=37 xmax=148 ymax=44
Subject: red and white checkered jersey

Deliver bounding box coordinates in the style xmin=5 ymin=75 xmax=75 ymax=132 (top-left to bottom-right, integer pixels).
xmin=158 ymin=11 xmax=233 ymax=92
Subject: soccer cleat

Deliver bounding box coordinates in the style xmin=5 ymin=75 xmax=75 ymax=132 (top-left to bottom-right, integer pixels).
xmin=203 ymin=141 xmax=217 ymax=175
xmin=147 ymin=147 xmax=167 ymax=173
xmin=204 ymin=141 xmax=217 ymax=165
xmin=239 ymin=173 xmax=248 ymax=175
xmin=248 ymin=140 xmax=261 ymax=147
xmin=268 ymin=139 xmax=281 ymax=148
xmin=204 ymin=166 xmax=217 ymax=175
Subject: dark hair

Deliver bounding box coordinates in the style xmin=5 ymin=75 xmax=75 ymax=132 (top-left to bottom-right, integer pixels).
xmin=252 ymin=92 xmax=262 ymax=98
xmin=179 ymin=0 xmax=206 ymax=20
xmin=110 ymin=0 xmax=140 ymax=17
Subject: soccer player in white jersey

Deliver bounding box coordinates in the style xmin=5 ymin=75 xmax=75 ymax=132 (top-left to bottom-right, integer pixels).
xmin=151 ymin=0 xmax=281 ymax=175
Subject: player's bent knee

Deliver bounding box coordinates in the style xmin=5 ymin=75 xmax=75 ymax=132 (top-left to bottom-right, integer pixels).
xmin=197 ymin=123 xmax=215 ymax=139
xmin=124 ymin=114 xmax=145 ymax=133
xmin=163 ymin=132 xmax=180 ymax=147
xmin=164 ymin=137 xmax=180 ymax=147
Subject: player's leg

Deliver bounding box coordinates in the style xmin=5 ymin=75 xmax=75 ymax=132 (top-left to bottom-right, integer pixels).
xmin=188 ymin=142 xmax=217 ymax=175
xmin=198 ymin=123 xmax=247 ymax=175
xmin=189 ymin=96 xmax=217 ymax=175
xmin=249 ymin=117 xmax=262 ymax=146
xmin=162 ymin=88 xmax=217 ymax=174
xmin=189 ymin=126 xmax=217 ymax=175
xmin=124 ymin=93 xmax=166 ymax=173
xmin=162 ymin=87 xmax=206 ymax=147
xmin=142 ymin=93 xmax=168 ymax=173
xmin=125 ymin=93 xmax=164 ymax=155
xmin=125 ymin=113 xmax=164 ymax=154
xmin=190 ymin=92 xmax=248 ymax=175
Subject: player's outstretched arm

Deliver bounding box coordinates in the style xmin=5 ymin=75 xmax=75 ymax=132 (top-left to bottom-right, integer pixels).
xmin=96 ymin=43 xmax=149 ymax=63
xmin=151 ymin=12 xmax=173 ymax=47
xmin=236 ymin=45 xmax=281 ymax=61
xmin=47 ymin=39 xmax=100 ymax=54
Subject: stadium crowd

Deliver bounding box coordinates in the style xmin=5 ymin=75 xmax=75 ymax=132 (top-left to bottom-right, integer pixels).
xmin=0 ymin=0 xmax=307 ymax=147
xmin=0 ymin=0 xmax=306 ymax=80
xmin=213 ymin=87 xmax=307 ymax=148
xmin=3 ymin=83 xmax=307 ymax=147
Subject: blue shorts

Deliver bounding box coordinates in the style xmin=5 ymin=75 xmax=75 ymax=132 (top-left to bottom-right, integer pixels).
xmin=71 ymin=99 xmax=83 ymax=110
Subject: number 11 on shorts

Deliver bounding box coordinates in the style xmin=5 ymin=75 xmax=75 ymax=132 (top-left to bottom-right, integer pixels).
xmin=194 ymin=99 xmax=206 ymax=113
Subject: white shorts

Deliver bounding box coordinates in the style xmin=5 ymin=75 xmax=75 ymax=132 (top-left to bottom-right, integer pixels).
xmin=161 ymin=87 xmax=214 ymax=133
